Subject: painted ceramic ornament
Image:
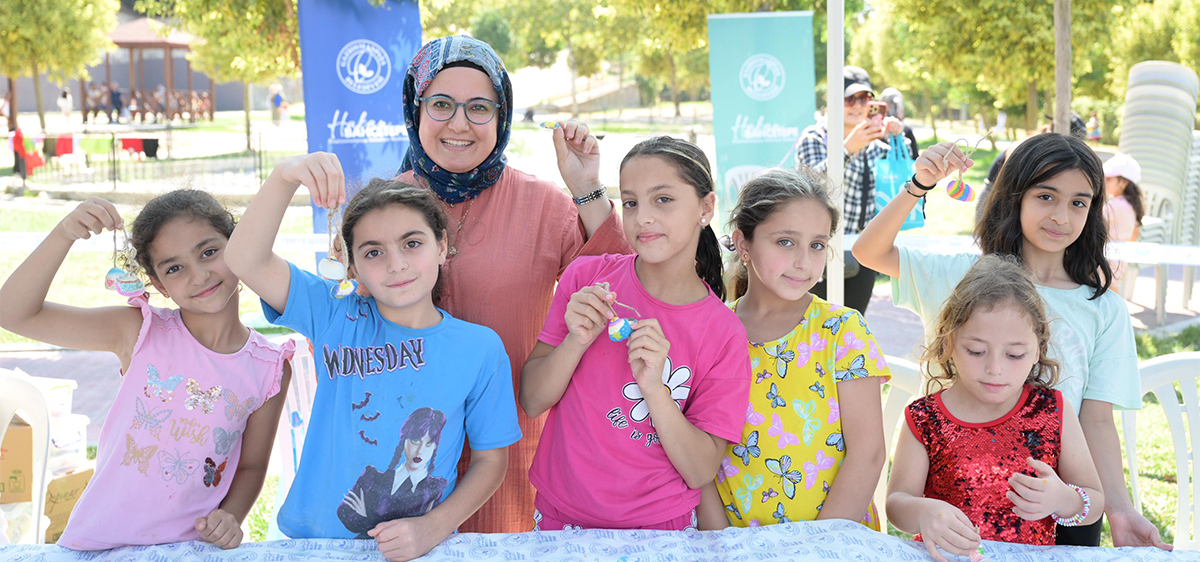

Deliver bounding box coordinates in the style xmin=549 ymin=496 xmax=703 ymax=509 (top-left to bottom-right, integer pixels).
xmin=608 ymin=317 xmax=633 ymax=342
xmin=538 ymin=120 xmax=561 ymax=130
xmin=115 ymin=273 xmax=145 ymax=297
xmin=331 ymin=278 xmax=357 ymax=299
xmin=946 ymin=179 xmax=974 ymax=202
xmin=942 ymin=130 xmax=992 ymax=204
xmin=317 ymin=257 xmax=347 ymax=281
xmin=105 ymin=267 xmax=125 ymax=290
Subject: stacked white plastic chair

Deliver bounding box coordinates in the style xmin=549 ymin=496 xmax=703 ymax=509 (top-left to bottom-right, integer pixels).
xmin=1180 ymin=131 xmax=1200 ymax=306
xmin=1117 ymin=61 xmax=1200 ymax=323
xmin=1120 ymin=352 xmax=1200 ymax=549
xmin=873 ymin=356 xmax=924 ymax=532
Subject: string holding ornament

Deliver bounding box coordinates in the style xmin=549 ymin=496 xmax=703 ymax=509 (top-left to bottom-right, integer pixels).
xmin=104 ymin=227 xmax=145 ymax=298
xmin=318 ymin=205 xmax=357 ymax=299
xmin=943 ymin=130 xmax=992 ymax=203
xmin=596 ymin=282 xmax=642 ymax=342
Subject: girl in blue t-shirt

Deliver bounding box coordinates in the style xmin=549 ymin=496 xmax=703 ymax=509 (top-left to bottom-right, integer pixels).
xmin=226 ymin=153 xmax=521 ymax=560
xmin=852 ymin=133 xmax=1164 ymax=550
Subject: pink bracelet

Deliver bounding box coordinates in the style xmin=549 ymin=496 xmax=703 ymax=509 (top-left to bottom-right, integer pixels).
xmin=1050 ymin=484 xmax=1091 ymax=527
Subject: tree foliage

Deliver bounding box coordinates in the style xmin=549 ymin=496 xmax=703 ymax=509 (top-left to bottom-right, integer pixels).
xmin=879 ymin=0 xmax=1134 ymax=131
xmin=0 ymin=0 xmax=119 ymax=129
xmin=136 ymin=0 xmax=301 ymax=84
xmin=0 ymin=0 xmax=118 ymax=82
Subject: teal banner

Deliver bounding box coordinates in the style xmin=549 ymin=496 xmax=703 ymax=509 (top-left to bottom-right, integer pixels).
xmin=707 ymin=12 xmax=816 ymax=213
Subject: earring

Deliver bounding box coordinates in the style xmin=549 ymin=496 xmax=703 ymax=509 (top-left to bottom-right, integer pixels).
xmin=700 ymin=218 xmax=707 ymax=225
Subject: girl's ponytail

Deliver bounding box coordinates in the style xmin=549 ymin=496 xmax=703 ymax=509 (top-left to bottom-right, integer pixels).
xmin=1124 ymin=180 xmax=1145 ymax=225
xmin=697 ymin=225 xmax=726 ymax=301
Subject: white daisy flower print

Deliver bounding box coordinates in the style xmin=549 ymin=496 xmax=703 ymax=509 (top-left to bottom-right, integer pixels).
xmin=623 ymin=356 xmax=692 ymax=424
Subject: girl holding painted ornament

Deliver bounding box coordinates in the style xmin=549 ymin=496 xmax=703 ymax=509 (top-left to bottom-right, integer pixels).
xmin=227 ymin=154 xmax=521 ymax=561
xmin=0 ymin=193 xmax=294 ymax=550
xmin=853 ymin=133 xmax=1165 ymax=549
xmin=520 ymin=136 xmax=751 ymax=530
xmin=887 ymin=255 xmax=1103 ymax=559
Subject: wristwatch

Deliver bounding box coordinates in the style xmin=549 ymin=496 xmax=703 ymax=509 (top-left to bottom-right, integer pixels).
xmin=573 ymin=186 xmax=608 ymax=206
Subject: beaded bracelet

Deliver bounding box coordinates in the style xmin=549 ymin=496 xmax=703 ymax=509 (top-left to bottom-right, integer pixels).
xmin=1050 ymin=484 xmax=1091 ymax=527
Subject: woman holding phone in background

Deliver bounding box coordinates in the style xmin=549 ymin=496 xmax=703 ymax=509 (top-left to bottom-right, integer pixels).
xmin=795 ymin=66 xmax=904 ymax=314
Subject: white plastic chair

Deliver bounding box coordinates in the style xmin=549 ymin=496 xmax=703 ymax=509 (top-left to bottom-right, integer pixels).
xmin=0 ymin=368 xmax=51 ymax=544
xmin=1121 ymin=352 xmax=1200 ymax=550
xmin=266 ymin=335 xmax=317 ymax=540
xmin=874 ymin=356 xmax=924 ymax=531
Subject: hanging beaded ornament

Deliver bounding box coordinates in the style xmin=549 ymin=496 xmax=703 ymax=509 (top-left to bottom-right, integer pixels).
xmin=105 ymin=227 xmax=146 ymax=297
xmin=596 ymin=282 xmax=641 ymax=342
xmin=318 ymin=205 xmax=357 ymax=299
xmin=943 ymin=130 xmax=993 ymax=202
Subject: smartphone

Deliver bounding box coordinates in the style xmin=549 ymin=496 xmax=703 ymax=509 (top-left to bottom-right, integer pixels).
xmin=867 ymin=101 xmax=888 ymax=123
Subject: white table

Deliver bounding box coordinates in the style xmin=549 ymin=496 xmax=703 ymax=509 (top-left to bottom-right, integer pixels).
xmin=1 ymin=520 xmax=1195 ymax=561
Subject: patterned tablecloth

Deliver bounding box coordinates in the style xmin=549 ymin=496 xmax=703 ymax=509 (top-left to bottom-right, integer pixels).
xmin=1 ymin=520 xmax=1195 ymax=561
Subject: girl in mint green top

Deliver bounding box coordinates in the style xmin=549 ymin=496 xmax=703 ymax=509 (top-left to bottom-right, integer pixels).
xmin=852 ymin=133 xmax=1166 ymax=550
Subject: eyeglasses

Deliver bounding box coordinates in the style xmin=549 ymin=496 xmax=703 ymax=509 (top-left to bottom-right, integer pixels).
xmin=844 ymin=93 xmax=873 ymax=107
xmin=418 ymin=94 xmax=499 ymax=125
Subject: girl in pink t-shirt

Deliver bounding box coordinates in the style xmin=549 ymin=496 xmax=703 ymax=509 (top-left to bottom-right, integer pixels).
xmin=520 ymin=136 xmax=752 ymax=530
xmin=0 ymin=192 xmax=293 ymax=550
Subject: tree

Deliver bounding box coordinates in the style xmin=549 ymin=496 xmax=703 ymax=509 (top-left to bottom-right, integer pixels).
xmin=0 ymin=0 xmax=119 ymax=131
xmin=138 ymin=0 xmax=308 ymax=152
xmin=471 ymin=9 xmax=514 ymax=58
xmin=884 ymin=0 xmax=1131 ymax=133
xmin=503 ymin=0 xmax=605 ymax=116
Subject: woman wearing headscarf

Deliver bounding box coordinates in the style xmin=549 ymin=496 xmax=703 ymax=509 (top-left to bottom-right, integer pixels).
xmin=394 ymin=35 xmax=632 ymax=533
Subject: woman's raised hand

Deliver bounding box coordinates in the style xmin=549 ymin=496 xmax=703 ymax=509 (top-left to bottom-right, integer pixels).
xmin=552 ymin=120 xmax=603 ymax=197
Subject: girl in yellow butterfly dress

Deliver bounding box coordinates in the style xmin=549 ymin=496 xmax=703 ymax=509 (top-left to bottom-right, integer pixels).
xmin=699 ymin=168 xmax=891 ymax=529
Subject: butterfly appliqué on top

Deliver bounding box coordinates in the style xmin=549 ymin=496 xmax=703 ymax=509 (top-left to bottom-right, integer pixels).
xmin=184 ymin=379 xmax=224 ymax=415
xmin=143 ymin=364 xmax=183 ymax=402
xmin=222 ymin=389 xmax=258 ymax=423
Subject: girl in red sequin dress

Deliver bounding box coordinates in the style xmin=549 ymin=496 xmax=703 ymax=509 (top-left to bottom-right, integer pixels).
xmin=886 ymin=256 xmax=1104 ymax=561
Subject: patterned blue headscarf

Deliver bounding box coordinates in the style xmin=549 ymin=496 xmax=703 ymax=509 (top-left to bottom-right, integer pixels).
xmin=399 ymin=35 xmax=513 ymax=204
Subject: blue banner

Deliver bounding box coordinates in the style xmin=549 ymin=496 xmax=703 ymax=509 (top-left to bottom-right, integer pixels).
xmin=707 ymin=12 xmax=816 ymax=215
xmin=297 ymin=0 xmax=422 ymax=239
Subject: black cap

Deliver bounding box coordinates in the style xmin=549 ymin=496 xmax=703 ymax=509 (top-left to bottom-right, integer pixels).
xmin=844 ymin=66 xmax=874 ymax=98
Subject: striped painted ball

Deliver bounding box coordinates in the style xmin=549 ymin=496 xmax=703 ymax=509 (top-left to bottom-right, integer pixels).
xmin=946 ymin=180 xmax=974 ymax=202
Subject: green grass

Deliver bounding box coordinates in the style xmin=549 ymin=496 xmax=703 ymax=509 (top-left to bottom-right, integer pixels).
xmin=246 ymin=475 xmax=280 ymax=541
xmin=1136 ymin=325 xmax=1200 ymax=359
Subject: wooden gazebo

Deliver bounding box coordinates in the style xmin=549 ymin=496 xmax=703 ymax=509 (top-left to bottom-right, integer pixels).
xmin=97 ymin=17 xmax=213 ymax=123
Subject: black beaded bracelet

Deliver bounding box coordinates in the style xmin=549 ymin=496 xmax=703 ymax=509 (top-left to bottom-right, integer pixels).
xmin=572 ymin=186 xmax=608 ymax=206
xmin=910 ymin=174 xmax=935 ymax=191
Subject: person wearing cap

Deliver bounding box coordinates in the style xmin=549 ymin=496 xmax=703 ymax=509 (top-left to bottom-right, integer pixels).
xmin=796 ymin=66 xmax=904 ymax=315
xmin=880 ymin=88 xmax=919 ymax=159
xmin=1103 ymin=152 xmax=1145 ymax=291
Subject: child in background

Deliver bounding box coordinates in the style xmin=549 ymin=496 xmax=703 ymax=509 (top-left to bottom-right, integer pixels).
xmin=225 ymin=153 xmax=520 ymax=561
xmin=0 ymin=192 xmax=294 ymax=550
xmin=853 ymin=133 xmax=1163 ymax=548
xmin=887 ymin=255 xmax=1103 ymax=560
xmin=1102 ymin=152 xmax=1145 ymax=289
xmin=698 ymin=168 xmax=889 ymax=530
xmin=520 ymin=136 xmax=751 ymax=530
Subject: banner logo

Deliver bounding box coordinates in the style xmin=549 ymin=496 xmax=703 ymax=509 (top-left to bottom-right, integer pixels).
xmin=738 ymin=54 xmax=786 ymax=101
xmin=336 ymin=39 xmax=391 ymax=94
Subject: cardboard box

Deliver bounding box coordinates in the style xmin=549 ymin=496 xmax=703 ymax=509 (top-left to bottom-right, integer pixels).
xmin=0 ymin=417 xmax=33 ymax=503
xmin=43 ymin=465 xmax=93 ymax=544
